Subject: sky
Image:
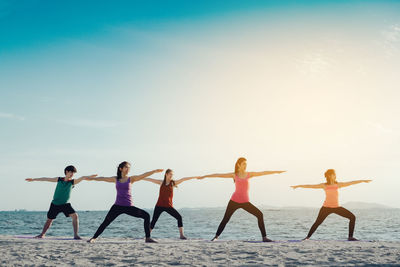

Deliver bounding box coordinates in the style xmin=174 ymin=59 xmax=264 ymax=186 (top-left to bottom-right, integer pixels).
xmin=1 ymin=0 xmax=399 ymax=210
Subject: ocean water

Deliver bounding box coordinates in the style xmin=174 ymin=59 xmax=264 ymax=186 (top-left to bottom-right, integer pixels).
xmin=0 ymin=208 xmax=399 ymax=241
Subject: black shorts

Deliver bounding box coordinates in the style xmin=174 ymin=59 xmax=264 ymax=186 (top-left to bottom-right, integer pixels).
xmin=47 ymin=203 xmax=76 ymax=219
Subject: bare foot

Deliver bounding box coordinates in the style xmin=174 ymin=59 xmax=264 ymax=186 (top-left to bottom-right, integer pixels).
xmin=145 ymin=237 xmax=158 ymax=243
xmin=262 ymin=237 xmax=273 ymax=242
xmin=348 ymin=237 xmax=359 ymax=241
xmin=87 ymin=238 xmax=96 ymax=243
xmin=211 ymin=236 xmax=218 ymax=241
xmin=35 ymin=234 xmax=44 ymax=239
xmin=302 ymin=237 xmax=310 ymax=241
xmin=74 ymin=236 xmax=82 ymax=240
xmin=180 ymin=235 xmax=187 ymax=240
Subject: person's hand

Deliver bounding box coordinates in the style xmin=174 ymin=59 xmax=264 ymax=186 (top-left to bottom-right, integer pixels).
xmin=154 ymin=169 xmax=164 ymax=173
xmin=290 ymin=185 xmax=298 ymax=189
xmin=85 ymin=174 xmax=98 ymax=180
xmin=277 ymin=171 xmax=286 ymax=174
xmin=363 ymin=180 xmax=372 ymax=183
xmin=25 ymin=178 xmax=34 ymax=182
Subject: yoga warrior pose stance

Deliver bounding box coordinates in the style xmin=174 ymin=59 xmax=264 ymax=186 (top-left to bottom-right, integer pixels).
xmin=26 ymin=165 xmax=97 ymax=239
xmin=199 ymin=157 xmax=285 ymax=242
xmin=143 ymin=169 xmax=199 ymax=239
xmin=87 ymin=161 xmax=163 ymax=243
xmin=291 ymin=169 xmax=372 ymax=241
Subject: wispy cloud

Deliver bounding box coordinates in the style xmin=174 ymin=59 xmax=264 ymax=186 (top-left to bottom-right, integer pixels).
xmin=0 ymin=112 xmax=25 ymax=121
xmin=381 ymin=24 xmax=400 ymax=57
xmin=55 ymin=118 xmax=120 ymax=128
xmin=366 ymin=121 xmax=397 ymax=134
xmin=295 ymin=50 xmax=333 ymax=77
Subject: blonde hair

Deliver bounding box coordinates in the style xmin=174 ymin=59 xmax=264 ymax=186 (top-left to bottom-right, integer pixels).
xmin=324 ymin=169 xmax=337 ymax=185
xmin=234 ymin=157 xmax=247 ymax=182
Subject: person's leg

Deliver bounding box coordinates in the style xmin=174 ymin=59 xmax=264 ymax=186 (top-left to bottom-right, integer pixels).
xmin=36 ymin=203 xmax=58 ymax=238
xmin=36 ymin=219 xmax=54 ymax=238
xmin=63 ymin=204 xmax=80 ymax=239
xmin=241 ymin=202 xmax=271 ymax=242
xmin=213 ymin=200 xmax=240 ymax=240
xmin=164 ymin=207 xmax=185 ymax=239
xmin=124 ymin=206 xmax=156 ymax=243
xmin=89 ymin=205 xmax=121 ymax=242
xmin=150 ymin=206 xmax=164 ymax=231
xmin=306 ymin=207 xmax=331 ymax=239
xmin=332 ymin=207 xmax=357 ymax=240
xmin=69 ymin=213 xmax=80 ymax=239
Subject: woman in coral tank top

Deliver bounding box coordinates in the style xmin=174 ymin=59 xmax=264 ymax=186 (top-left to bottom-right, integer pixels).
xmin=199 ymin=157 xmax=285 ymax=242
xmin=291 ymin=169 xmax=372 ymax=241
xmin=142 ymin=169 xmax=200 ymax=239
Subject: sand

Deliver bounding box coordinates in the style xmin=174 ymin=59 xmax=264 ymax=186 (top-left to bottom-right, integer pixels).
xmin=0 ymin=235 xmax=399 ymax=266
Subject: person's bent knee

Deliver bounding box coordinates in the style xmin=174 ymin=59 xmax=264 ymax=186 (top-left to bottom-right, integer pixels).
xmin=177 ymin=217 xmax=183 ymax=227
xmin=70 ymin=213 xmax=78 ymax=219
xmin=350 ymin=214 xmax=356 ymax=222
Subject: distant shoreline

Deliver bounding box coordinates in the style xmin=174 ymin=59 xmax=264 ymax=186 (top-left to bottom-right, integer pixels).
xmin=1 ymin=202 xmax=398 ymax=212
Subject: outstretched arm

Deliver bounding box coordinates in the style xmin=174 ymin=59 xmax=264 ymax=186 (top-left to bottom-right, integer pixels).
xmin=338 ymin=180 xmax=372 ymax=188
xmin=141 ymin=178 xmax=163 ymax=185
xmin=249 ymin=170 xmax=286 ymax=178
xmin=131 ymin=169 xmax=164 ymax=182
xmin=198 ymin=173 xmax=234 ymax=179
xmin=86 ymin=176 xmax=116 ymax=183
xmin=25 ymin=177 xmax=58 ymax=182
xmin=291 ymin=183 xmax=325 ymax=189
xmin=175 ymin=176 xmax=200 ymax=185
xmin=74 ymin=174 xmax=98 ymax=185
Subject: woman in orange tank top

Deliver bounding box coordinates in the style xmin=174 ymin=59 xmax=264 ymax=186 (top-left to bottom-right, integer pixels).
xmin=199 ymin=157 xmax=286 ymax=242
xmin=291 ymin=169 xmax=372 ymax=241
xmin=143 ymin=169 xmax=200 ymax=239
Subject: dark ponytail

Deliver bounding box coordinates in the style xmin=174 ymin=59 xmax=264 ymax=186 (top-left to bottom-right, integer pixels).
xmin=162 ymin=169 xmax=177 ymax=188
xmin=117 ymin=161 xmax=130 ymax=180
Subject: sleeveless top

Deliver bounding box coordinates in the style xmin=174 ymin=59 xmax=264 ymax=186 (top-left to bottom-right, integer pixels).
xmin=52 ymin=177 xmax=74 ymax=205
xmin=115 ymin=178 xmax=133 ymax=206
xmin=156 ymin=182 xmax=174 ymax=207
xmin=230 ymin=173 xmax=250 ymax=203
xmin=323 ymin=184 xmax=339 ymax=208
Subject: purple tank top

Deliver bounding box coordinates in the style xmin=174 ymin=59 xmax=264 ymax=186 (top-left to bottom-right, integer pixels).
xmin=115 ymin=178 xmax=133 ymax=206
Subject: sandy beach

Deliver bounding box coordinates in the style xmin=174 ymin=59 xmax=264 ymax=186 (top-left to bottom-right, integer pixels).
xmin=1 ymin=235 xmax=399 ymax=266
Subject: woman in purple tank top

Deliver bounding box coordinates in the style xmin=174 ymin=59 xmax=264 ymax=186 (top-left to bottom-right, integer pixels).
xmin=87 ymin=161 xmax=163 ymax=243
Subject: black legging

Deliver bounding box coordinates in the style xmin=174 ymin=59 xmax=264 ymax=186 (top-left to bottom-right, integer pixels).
xmin=215 ymin=200 xmax=266 ymax=237
xmin=307 ymin=206 xmax=356 ymax=238
xmin=92 ymin=204 xmax=151 ymax=238
xmin=150 ymin=206 xmax=183 ymax=229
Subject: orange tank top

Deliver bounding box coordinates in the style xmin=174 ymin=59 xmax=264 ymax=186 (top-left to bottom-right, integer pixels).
xmin=323 ymin=184 xmax=339 ymax=208
xmin=230 ymin=173 xmax=250 ymax=203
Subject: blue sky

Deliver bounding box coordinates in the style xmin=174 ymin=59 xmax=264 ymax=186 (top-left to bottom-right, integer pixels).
xmin=1 ymin=0 xmax=400 ymax=210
